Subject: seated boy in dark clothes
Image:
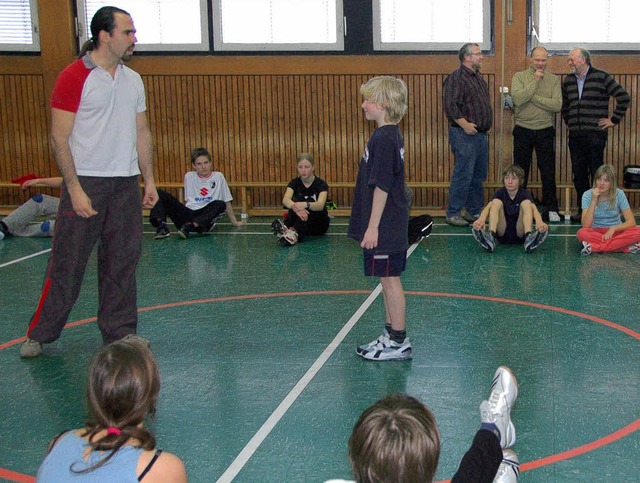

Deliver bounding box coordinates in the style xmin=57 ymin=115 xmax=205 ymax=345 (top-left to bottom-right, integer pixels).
xmin=472 ymin=164 xmax=548 ymax=253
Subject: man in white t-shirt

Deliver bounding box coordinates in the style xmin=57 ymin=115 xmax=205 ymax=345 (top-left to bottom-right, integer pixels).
xmin=20 ymin=6 xmax=158 ymax=358
xmin=150 ymin=147 xmax=245 ymax=239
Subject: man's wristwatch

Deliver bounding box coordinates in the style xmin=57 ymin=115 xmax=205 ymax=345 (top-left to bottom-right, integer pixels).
xmin=306 ymin=201 xmax=310 ymax=210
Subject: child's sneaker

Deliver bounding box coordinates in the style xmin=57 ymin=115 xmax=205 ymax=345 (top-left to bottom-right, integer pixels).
xmin=281 ymin=228 xmax=299 ymax=246
xmin=20 ymin=338 xmax=43 ymax=358
xmin=154 ymin=223 xmax=170 ymax=239
xmin=472 ymin=228 xmax=494 ymax=252
xmin=524 ymin=229 xmax=548 ymax=252
xmin=178 ymin=222 xmax=196 ymax=239
xmin=356 ymin=328 xmax=390 ymax=352
xmin=480 ymin=366 xmax=518 ymax=448
xmin=581 ymin=241 xmax=592 ymax=255
xmin=271 ymin=219 xmax=287 ymax=238
xmin=493 ymin=449 xmax=520 ymax=483
xmin=628 ymin=242 xmax=640 ymax=254
xmin=356 ymin=334 xmax=412 ymax=361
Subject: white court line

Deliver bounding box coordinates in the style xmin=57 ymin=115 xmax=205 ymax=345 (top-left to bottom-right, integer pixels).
xmin=216 ymin=241 xmax=420 ymax=483
xmin=0 ymin=249 xmax=51 ymax=269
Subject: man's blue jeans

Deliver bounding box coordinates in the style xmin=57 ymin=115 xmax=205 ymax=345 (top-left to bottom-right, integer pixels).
xmin=447 ymin=127 xmax=489 ymax=218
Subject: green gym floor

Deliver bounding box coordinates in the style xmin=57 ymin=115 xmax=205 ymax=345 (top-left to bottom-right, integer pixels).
xmin=0 ymin=217 xmax=638 ymax=483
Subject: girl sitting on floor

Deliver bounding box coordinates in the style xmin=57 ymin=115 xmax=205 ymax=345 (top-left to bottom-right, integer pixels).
xmin=36 ymin=339 xmax=187 ymax=482
xmin=577 ymin=164 xmax=640 ymax=255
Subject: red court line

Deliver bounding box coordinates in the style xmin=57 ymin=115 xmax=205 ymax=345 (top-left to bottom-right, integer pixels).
xmin=521 ymin=418 xmax=640 ymax=471
xmin=2 ymin=290 xmax=638 ymax=481
xmin=0 ymin=468 xmax=34 ymax=483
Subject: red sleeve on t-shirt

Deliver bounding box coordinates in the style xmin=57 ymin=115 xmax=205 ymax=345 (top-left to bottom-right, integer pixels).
xmin=50 ymin=59 xmax=93 ymax=113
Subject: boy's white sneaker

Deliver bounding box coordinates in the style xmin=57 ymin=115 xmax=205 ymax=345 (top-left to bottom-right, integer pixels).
xmin=493 ymin=449 xmax=520 ymax=483
xmin=356 ymin=334 xmax=412 ymax=361
xmin=480 ymin=366 xmax=518 ymax=448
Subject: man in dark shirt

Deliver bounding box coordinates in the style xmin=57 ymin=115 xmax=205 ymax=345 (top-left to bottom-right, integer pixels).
xmin=443 ymin=43 xmax=493 ymax=227
xmin=562 ymin=47 xmax=629 ymax=222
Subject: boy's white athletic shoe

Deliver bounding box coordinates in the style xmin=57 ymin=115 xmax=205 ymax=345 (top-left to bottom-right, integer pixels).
xmin=493 ymin=449 xmax=520 ymax=483
xmin=480 ymin=366 xmax=518 ymax=448
xmin=356 ymin=333 xmax=412 ymax=361
xmin=357 ymin=328 xmax=390 ymax=351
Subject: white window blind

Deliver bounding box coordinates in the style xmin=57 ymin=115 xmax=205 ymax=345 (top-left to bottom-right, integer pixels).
xmin=77 ymin=0 xmax=208 ymax=52
xmin=0 ymin=0 xmax=39 ymax=52
xmin=535 ymin=0 xmax=640 ymax=50
xmin=213 ymin=0 xmax=344 ymax=51
xmin=373 ymin=0 xmax=491 ymax=51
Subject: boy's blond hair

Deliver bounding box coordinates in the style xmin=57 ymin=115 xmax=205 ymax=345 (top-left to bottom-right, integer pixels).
xmin=360 ymin=76 xmax=408 ymax=124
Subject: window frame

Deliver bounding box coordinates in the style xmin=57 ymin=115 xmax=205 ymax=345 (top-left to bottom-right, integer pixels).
xmin=75 ymin=0 xmax=210 ymax=53
xmin=372 ymin=0 xmax=492 ymax=52
xmin=0 ymin=0 xmax=40 ymax=52
xmin=211 ymin=0 xmax=345 ymax=52
xmin=530 ymin=0 xmax=640 ymax=52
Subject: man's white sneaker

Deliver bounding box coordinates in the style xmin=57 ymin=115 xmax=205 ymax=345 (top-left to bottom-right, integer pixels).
xmin=493 ymin=449 xmax=520 ymax=483
xmin=548 ymin=211 xmax=561 ymax=223
xmin=356 ymin=334 xmax=412 ymax=361
xmin=20 ymin=338 xmax=43 ymax=358
xmin=480 ymin=366 xmax=518 ymax=448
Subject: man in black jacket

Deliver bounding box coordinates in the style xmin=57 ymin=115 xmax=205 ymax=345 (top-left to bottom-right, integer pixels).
xmin=562 ymin=48 xmax=630 ymax=222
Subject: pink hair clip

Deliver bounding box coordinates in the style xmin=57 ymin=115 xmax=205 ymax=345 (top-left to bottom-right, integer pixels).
xmin=106 ymin=427 xmax=121 ymax=436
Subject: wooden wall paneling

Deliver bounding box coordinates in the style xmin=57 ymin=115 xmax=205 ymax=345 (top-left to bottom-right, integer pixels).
xmin=0 ymin=76 xmax=13 ymax=192
xmin=213 ymin=76 xmax=229 ymax=179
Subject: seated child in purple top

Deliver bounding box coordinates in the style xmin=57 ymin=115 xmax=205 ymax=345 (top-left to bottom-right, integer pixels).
xmin=472 ymin=165 xmax=549 ymax=253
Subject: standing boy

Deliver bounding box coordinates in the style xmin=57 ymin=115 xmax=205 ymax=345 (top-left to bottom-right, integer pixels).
xmin=150 ymin=147 xmax=245 ymax=239
xmin=472 ymin=165 xmax=549 ymax=253
xmin=348 ymin=76 xmax=411 ymax=361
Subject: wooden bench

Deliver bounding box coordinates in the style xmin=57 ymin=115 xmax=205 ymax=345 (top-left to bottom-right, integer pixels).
xmin=2 ymin=180 xmax=640 ymax=217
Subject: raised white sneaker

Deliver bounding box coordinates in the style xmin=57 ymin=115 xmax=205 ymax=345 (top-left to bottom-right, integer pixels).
xmin=480 ymin=366 xmax=518 ymax=448
xmin=581 ymin=241 xmax=592 ymax=255
xmin=356 ymin=334 xmax=412 ymax=361
xmin=493 ymin=449 xmax=520 ymax=483
xmin=548 ymin=211 xmax=561 ymax=223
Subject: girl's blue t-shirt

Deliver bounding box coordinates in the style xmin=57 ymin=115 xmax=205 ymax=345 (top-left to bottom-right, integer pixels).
xmin=581 ymin=188 xmax=629 ymax=228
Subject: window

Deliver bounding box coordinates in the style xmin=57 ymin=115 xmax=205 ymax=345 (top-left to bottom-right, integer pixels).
xmin=213 ymin=0 xmax=344 ymax=51
xmin=77 ymin=0 xmax=209 ymax=52
xmin=532 ymin=0 xmax=640 ymax=51
xmin=373 ymin=0 xmax=491 ymax=51
xmin=0 ymin=0 xmax=39 ymax=52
